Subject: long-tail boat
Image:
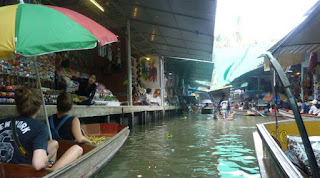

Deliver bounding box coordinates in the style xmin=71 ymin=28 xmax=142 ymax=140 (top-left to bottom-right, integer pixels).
xmin=279 ymin=109 xmax=320 ymax=120
xmin=0 ymin=123 xmax=130 ymax=178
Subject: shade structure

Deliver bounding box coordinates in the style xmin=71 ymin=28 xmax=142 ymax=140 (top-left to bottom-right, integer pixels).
xmin=0 ymin=4 xmax=118 ymax=59
xmin=260 ymin=92 xmax=287 ymax=101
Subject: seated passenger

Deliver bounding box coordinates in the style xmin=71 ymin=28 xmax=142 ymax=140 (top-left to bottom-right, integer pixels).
xmin=297 ymin=99 xmax=310 ymax=114
xmin=309 ymin=99 xmax=319 ymax=115
xmin=49 ymin=91 xmax=92 ymax=144
xmin=140 ymin=88 xmax=152 ymax=105
xmin=0 ymin=87 xmax=82 ymax=170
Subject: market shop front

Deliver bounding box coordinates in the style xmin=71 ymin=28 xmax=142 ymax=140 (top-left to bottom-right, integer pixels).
xmin=0 ymin=47 xmax=179 ymax=128
xmin=0 ymin=4 xmax=180 ymax=129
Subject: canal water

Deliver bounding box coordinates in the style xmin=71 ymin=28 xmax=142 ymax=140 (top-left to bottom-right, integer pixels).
xmin=93 ymin=114 xmax=281 ymax=178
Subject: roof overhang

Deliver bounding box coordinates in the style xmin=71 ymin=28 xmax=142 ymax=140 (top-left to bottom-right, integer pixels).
xmin=42 ymin=0 xmax=216 ymax=82
xmin=265 ymin=1 xmax=320 ymax=67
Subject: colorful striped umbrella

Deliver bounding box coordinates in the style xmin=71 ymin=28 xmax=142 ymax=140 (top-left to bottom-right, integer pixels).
xmin=0 ymin=3 xmax=118 ymax=59
xmin=0 ymin=3 xmax=118 ymax=139
xmin=260 ymin=92 xmax=287 ymax=101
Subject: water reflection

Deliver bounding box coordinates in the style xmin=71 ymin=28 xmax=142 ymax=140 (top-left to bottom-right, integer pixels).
xmin=93 ymin=114 xmax=277 ymax=178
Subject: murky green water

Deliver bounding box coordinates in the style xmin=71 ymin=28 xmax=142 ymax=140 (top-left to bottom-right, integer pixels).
xmin=93 ymin=114 xmax=279 ymax=178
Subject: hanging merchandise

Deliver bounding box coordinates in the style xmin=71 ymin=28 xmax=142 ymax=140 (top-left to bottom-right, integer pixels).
xmin=314 ymin=66 xmax=320 ymax=100
xmin=309 ymin=52 xmax=318 ymax=75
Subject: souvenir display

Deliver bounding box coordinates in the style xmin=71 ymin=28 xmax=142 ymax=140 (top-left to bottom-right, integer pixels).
xmin=0 ymin=85 xmax=16 ymax=104
xmin=0 ymin=54 xmax=55 ymax=81
xmin=93 ymin=82 xmax=119 ymax=105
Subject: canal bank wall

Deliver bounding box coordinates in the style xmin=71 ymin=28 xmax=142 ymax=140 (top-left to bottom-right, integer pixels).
xmin=0 ymin=105 xmax=181 ymax=129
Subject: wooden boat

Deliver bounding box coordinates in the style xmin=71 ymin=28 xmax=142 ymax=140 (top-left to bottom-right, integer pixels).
xmin=234 ymin=109 xmax=261 ymax=116
xmin=214 ymin=110 xmax=235 ymax=120
xmin=234 ymin=109 xmax=248 ymax=116
xmin=0 ymin=123 xmax=130 ymax=178
xmin=253 ymin=119 xmax=320 ymax=177
xmin=264 ymin=111 xmax=282 ymax=117
xmin=201 ymin=107 xmax=214 ymax=114
xmin=278 ymin=109 xmax=320 ymax=120
xmin=246 ymin=110 xmax=259 ymax=116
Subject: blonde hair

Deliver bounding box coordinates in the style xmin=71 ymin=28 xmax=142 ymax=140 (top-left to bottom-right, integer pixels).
xmin=15 ymin=87 xmax=43 ymax=117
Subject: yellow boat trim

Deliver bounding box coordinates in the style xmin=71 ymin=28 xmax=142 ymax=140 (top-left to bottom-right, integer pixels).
xmin=264 ymin=120 xmax=320 ymax=150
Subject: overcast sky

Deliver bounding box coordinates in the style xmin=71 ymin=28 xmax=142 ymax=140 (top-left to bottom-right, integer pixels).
xmin=214 ymin=0 xmax=318 ymax=45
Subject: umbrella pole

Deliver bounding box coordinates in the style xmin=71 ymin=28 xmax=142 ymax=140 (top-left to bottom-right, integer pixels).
xmin=33 ymin=57 xmax=52 ymax=140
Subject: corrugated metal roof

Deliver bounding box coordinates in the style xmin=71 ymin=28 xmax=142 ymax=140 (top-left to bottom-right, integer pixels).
xmin=42 ymin=0 xmax=216 ymax=82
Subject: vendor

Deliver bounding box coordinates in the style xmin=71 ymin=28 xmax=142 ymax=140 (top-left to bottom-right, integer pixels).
xmin=66 ymin=73 xmax=97 ymax=105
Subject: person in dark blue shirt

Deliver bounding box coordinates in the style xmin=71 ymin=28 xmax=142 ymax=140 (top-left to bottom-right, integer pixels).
xmin=219 ymin=94 xmax=226 ymax=105
xmin=297 ymin=99 xmax=310 ymax=114
xmin=0 ymin=87 xmax=83 ymax=170
xmin=72 ymin=73 xmax=97 ymax=105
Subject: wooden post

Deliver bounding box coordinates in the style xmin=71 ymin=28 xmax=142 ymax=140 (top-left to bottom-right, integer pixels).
xmin=145 ymin=111 xmax=147 ymax=124
xmin=120 ymin=108 xmax=124 ymax=125
xmin=128 ymin=112 xmax=134 ymax=129
xmin=160 ymin=57 xmax=165 ymax=106
xmin=127 ymin=20 xmax=132 ymax=106
xmin=107 ymin=115 xmax=110 ymax=123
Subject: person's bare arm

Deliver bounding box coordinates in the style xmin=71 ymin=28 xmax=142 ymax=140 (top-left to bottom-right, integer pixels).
xmin=72 ymin=117 xmax=92 ymax=144
xmin=32 ymin=149 xmax=48 ymax=170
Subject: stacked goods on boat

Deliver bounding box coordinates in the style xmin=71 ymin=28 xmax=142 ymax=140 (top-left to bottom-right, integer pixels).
xmin=286 ymin=135 xmax=320 ymax=174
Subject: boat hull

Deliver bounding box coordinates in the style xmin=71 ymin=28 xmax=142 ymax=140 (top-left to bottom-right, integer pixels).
xmin=234 ymin=109 xmax=260 ymax=116
xmin=214 ymin=110 xmax=235 ymax=120
xmin=253 ymin=119 xmax=320 ymax=177
xmin=45 ymin=126 xmax=130 ymax=178
xmin=234 ymin=109 xmax=248 ymax=116
xmin=201 ymin=108 xmax=214 ymax=114
xmin=0 ymin=126 xmax=130 ymax=178
xmin=279 ymin=109 xmax=320 ymax=119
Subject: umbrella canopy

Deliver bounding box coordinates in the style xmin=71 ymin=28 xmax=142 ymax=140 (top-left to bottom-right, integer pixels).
xmin=0 ymin=3 xmax=118 ymax=139
xmin=0 ymin=4 xmax=118 ymax=59
xmin=260 ymin=92 xmax=287 ymax=101
xmin=202 ymin=99 xmax=213 ymax=104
